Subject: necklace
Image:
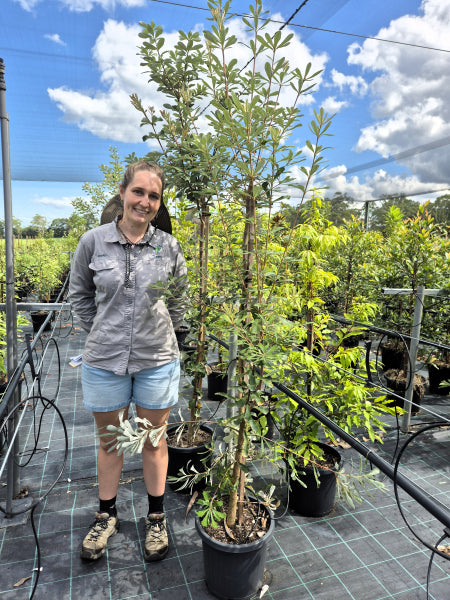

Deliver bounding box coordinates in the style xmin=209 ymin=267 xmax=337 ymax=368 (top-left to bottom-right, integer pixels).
xmin=117 ymin=222 xmax=147 ymax=246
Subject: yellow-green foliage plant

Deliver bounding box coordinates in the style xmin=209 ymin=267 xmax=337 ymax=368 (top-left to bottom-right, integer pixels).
xmin=274 ymin=200 xmax=396 ymax=503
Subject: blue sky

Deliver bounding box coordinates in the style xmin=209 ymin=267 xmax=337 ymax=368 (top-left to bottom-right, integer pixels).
xmin=1 ymin=0 xmax=449 ymax=225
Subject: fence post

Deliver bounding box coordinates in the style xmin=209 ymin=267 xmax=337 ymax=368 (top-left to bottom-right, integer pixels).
xmin=401 ymin=285 xmax=425 ymax=433
xmin=0 ymin=58 xmax=20 ymax=499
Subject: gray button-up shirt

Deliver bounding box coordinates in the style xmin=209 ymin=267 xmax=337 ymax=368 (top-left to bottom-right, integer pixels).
xmin=69 ymin=220 xmax=188 ymax=375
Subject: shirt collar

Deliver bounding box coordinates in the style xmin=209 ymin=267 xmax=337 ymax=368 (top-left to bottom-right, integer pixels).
xmin=104 ymin=218 xmax=159 ymax=247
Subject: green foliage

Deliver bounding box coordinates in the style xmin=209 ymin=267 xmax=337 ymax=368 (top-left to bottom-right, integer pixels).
xmin=71 ymin=146 xmax=125 ymax=225
xmin=196 ymin=492 xmax=227 ymax=529
xmin=12 ymin=238 xmax=70 ymax=302
xmin=0 ymin=311 xmax=28 ymax=381
xmin=101 ymin=409 xmax=167 ymax=455
xmin=369 ymin=194 xmax=421 ymax=231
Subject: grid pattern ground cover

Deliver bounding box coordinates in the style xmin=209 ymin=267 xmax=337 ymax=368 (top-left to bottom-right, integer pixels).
xmin=0 ymin=315 xmax=449 ymax=600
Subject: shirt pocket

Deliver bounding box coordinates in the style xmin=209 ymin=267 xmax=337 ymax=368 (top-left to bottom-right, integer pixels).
xmin=89 ymin=257 xmax=122 ymax=302
xmin=139 ymin=255 xmax=172 ymax=291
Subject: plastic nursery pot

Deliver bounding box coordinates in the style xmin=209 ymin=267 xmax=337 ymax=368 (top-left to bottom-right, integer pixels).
xmin=380 ymin=341 xmax=405 ymax=372
xmin=288 ymin=442 xmax=342 ymax=518
xmin=384 ymin=369 xmax=425 ymax=415
xmin=427 ymin=361 xmax=450 ymax=395
xmin=207 ymin=363 xmax=228 ymax=402
xmin=195 ymin=502 xmax=275 ymax=600
xmin=175 ymin=325 xmax=190 ymax=349
xmin=341 ymin=333 xmax=364 ymax=348
xmin=166 ymin=423 xmax=213 ymax=494
xmin=30 ymin=310 xmax=52 ymax=333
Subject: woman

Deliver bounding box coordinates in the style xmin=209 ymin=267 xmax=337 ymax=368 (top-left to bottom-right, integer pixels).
xmin=69 ymin=161 xmax=188 ymax=562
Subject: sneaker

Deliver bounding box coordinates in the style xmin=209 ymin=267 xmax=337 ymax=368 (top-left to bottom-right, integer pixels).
xmin=80 ymin=512 xmax=119 ymax=561
xmin=144 ymin=513 xmax=169 ymax=562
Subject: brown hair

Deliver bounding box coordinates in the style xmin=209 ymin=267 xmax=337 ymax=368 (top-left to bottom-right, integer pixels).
xmin=120 ymin=161 xmax=165 ymax=197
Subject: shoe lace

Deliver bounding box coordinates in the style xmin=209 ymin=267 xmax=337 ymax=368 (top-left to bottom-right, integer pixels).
xmin=87 ymin=516 xmax=110 ymax=541
xmin=146 ymin=517 xmax=166 ymax=541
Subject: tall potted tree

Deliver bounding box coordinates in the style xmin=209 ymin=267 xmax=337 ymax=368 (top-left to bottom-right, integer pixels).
xmin=132 ymin=20 xmax=221 ymax=452
xmin=106 ymin=2 xmax=384 ymax=599
xmin=140 ymin=3 xmax=332 ymax=598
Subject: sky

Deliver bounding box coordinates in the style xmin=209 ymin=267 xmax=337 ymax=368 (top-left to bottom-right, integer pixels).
xmin=0 ymin=0 xmax=449 ymax=226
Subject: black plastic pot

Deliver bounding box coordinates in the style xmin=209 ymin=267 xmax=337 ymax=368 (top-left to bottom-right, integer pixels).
xmin=195 ymin=502 xmax=274 ymax=600
xmin=288 ymin=442 xmax=342 ymax=517
xmin=380 ymin=342 xmax=405 ymax=371
xmin=207 ymin=363 xmax=228 ymax=401
xmin=384 ymin=370 xmax=425 ymax=414
xmin=30 ymin=310 xmax=52 ymax=333
xmin=341 ymin=333 xmax=363 ymax=348
xmin=427 ymin=362 xmax=450 ymax=395
xmin=175 ymin=325 xmax=190 ymax=349
xmin=167 ymin=423 xmax=213 ymax=493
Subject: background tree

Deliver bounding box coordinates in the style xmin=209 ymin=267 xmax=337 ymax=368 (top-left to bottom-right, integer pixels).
xmin=12 ymin=218 xmax=22 ymax=237
xmin=369 ymin=194 xmax=420 ymax=230
xmin=71 ymin=146 xmax=126 ymax=225
xmin=323 ymin=192 xmax=361 ymax=225
xmin=277 ymin=193 xmax=360 ymax=228
xmin=21 ymin=225 xmax=39 ymax=237
xmin=48 ymin=218 xmax=69 ymax=238
xmin=427 ymin=194 xmax=450 ymax=226
xmin=30 ymin=214 xmax=48 ymax=237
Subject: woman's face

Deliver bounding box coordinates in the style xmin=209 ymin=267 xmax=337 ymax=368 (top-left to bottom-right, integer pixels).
xmin=120 ymin=169 xmax=162 ymax=229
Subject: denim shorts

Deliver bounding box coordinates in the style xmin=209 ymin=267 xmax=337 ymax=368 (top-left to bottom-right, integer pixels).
xmin=81 ymin=359 xmax=180 ymax=413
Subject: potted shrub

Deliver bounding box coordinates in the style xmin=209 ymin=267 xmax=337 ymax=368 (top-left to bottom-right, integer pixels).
xmin=133 ymin=15 xmax=216 ymax=457
xmin=274 ymin=202 xmax=394 ymax=516
xmin=377 ymin=206 xmax=446 ymax=387
xmin=0 ymin=312 xmax=28 ymax=397
xmin=384 ymin=368 xmax=426 ymax=414
xmin=421 ymin=285 xmax=450 ymax=395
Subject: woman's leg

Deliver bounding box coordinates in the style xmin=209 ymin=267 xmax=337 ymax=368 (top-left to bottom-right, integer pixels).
xmin=135 ymin=406 xmax=172 ymax=497
xmin=93 ymin=407 xmax=129 ymax=500
xmin=136 ymin=406 xmax=172 ymax=562
xmin=80 ymin=407 xmax=127 ymax=561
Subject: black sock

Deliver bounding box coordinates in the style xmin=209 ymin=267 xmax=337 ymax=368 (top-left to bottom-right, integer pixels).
xmin=99 ymin=496 xmax=117 ymax=517
xmin=147 ymin=493 xmax=164 ymax=515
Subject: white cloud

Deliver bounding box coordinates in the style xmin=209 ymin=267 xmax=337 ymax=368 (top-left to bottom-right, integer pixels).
xmin=13 ymin=0 xmax=39 ymax=10
xmin=346 ymin=0 xmax=450 ymax=183
xmin=15 ymin=0 xmax=145 ymax=12
xmin=44 ymin=33 xmax=66 ymax=46
xmin=321 ymin=96 xmax=348 ymax=115
xmin=320 ymin=167 xmax=444 ymax=203
xmin=48 ymin=16 xmax=328 ymax=146
xmin=326 ymin=69 xmax=368 ymax=96
xmin=33 ymin=196 xmax=75 ymax=208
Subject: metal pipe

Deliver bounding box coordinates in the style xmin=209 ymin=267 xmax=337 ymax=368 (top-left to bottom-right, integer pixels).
xmin=402 ymin=286 xmax=424 ymax=432
xmin=0 ymin=303 xmax=70 ymax=312
xmin=0 ymin=57 xmax=20 ymax=502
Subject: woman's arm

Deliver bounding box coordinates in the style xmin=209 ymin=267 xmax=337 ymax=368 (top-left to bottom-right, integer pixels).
xmin=69 ymin=234 xmax=97 ymax=333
